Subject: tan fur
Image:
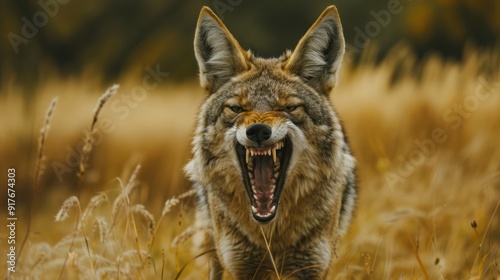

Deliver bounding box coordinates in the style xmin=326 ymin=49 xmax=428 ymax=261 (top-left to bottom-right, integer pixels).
xmin=186 ymin=6 xmax=357 ymax=279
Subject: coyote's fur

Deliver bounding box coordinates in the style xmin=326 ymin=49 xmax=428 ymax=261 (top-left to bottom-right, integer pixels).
xmin=185 ymin=5 xmax=357 ymax=279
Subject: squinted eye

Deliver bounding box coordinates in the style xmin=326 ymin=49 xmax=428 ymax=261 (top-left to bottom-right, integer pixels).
xmin=284 ymin=105 xmax=299 ymax=112
xmin=229 ymin=105 xmax=244 ymax=113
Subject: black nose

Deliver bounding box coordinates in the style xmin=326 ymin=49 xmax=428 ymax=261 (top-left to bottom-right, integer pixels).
xmin=246 ymin=123 xmax=272 ymax=144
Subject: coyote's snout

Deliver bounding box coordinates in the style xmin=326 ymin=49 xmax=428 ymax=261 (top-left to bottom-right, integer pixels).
xmin=185 ymin=5 xmax=357 ymax=279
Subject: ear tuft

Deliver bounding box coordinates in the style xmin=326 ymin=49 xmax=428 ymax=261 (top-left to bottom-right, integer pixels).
xmin=194 ymin=7 xmax=249 ymax=94
xmin=285 ymin=5 xmax=345 ymax=95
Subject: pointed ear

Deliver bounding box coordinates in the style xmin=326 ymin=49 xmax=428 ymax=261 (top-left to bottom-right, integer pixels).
xmin=194 ymin=6 xmax=249 ymax=93
xmin=284 ymin=6 xmax=345 ymax=95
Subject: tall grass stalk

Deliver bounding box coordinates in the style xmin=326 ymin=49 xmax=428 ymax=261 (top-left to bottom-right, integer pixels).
xmin=17 ymin=97 xmax=58 ymax=264
xmin=78 ymin=84 xmax=119 ymax=184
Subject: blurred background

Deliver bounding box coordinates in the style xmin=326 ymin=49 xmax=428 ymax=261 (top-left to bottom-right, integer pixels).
xmin=1 ymin=0 xmax=499 ymax=88
xmin=1 ymin=0 xmax=500 ymax=278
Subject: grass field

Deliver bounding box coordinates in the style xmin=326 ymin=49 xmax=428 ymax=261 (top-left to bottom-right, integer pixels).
xmin=1 ymin=47 xmax=500 ymax=279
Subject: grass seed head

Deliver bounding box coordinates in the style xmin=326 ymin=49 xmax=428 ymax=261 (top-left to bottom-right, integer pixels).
xmin=55 ymin=196 xmax=80 ymax=222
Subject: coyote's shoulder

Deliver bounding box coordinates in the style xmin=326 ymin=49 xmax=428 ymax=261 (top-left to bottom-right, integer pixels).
xmin=185 ymin=5 xmax=357 ymax=279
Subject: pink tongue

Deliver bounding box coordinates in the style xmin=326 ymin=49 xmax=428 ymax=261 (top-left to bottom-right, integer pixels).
xmin=253 ymin=156 xmax=274 ymax=209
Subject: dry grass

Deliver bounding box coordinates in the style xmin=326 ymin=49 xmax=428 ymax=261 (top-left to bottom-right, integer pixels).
xmin=1 ymin=47 xmax=500 ymax=279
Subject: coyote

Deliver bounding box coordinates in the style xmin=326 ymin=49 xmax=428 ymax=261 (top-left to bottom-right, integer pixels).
xmin=185 ymin=5 xmax=357 ymax=279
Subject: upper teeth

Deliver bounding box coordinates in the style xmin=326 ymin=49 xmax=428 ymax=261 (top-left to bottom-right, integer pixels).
xmin=245 ymin=140 xmax=285 ymax=164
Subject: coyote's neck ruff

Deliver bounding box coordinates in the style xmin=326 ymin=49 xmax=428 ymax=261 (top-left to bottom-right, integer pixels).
xmin=185 ymin=5 xmax=357 ymax=279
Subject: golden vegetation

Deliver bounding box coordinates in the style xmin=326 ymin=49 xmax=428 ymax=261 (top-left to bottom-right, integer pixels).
xmin=1 ymin=47 xmax=499 ymax=279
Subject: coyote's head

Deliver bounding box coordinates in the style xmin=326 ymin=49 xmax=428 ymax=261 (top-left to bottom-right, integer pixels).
xmin=188 ymin=6 xmax=345 ymax=224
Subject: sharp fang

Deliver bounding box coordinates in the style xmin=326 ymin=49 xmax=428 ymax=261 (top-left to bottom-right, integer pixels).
xmin=270 ymin=205 xmax=276 ymax=213
xmin=276 ymin=141 xmax=282 ymax=150
xmin=272 ymin=148 xmax=276 ymax=163
xmin=251 ymin=206 xmax=258 ymax=214
xmin=246 ymin=148 xmax=250 ymax=164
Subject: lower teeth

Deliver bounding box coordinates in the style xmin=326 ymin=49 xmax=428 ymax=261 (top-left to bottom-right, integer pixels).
xmin=251 ymin=205 xmax=277 ymax=217
xmin=274 ymin=162 xmax=280 ymax=171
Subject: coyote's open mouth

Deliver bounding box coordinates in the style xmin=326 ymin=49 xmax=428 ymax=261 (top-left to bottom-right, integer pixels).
xmin=236 ymin=138 xmax=292 ymax=223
